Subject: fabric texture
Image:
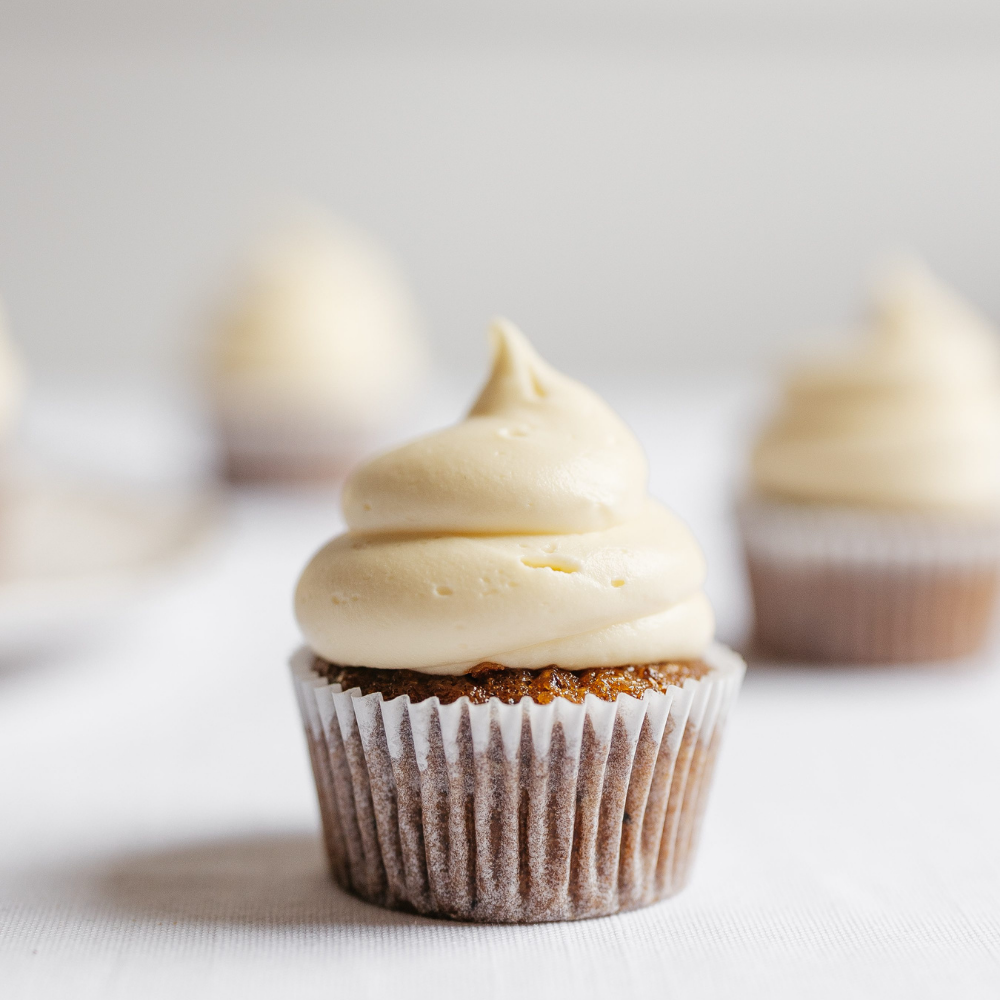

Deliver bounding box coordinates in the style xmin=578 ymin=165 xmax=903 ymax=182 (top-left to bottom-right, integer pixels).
xmin=2 ymin=386 xmax=999 ymax=999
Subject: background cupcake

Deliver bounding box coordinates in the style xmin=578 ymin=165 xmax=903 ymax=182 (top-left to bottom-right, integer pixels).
xmin=208 ymin=213 xmax=426 ymax=484
xmin=0 ymin=295 xmax=25 ymax=553
xmin=292 ymin=320 xmax=744 ymax=923
xmin=740 ymin=259 xmax=1000 ymax=663
xmin=0 ymin=296 xmax=25 ymax=460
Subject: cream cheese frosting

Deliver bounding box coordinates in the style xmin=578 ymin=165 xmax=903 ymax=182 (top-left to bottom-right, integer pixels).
xmin=295 ymin=320 xmax=714 ymax=674
xmin=752 ymin=260 xmax=1000 ymax=513
xmin=211 ymin=217 xmax=425 ymax=427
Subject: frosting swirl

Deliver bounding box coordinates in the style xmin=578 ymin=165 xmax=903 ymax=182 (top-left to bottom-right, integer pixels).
xmin=752 ymin=260 xmax=1000 ymax=513
xmin=295 ymin=320 xmax=713 ymax=674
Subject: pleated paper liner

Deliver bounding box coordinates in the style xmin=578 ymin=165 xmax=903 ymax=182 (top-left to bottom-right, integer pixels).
xmin=215 ymin=406 xmax=372 ymax=484
xmin=738 ymin=495 xmax=1000 ymax=663
xmin=291 ymin=643 xmax=744 ymax=923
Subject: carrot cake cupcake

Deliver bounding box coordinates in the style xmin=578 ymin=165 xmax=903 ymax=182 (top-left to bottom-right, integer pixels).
xmin=0 ymin=296 xmax=24 ymax=489
xmin=0 ymin=297 xmax=24 ymax=443
xmin=209 ymin=216 xmax=425 ymax=483
xmin=291 ymin=319 xmax=744 ymax=922
xmin=740 ymin=259 xmax=1000 ymax=662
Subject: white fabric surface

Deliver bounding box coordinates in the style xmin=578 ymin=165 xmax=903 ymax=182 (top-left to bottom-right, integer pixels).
xmin=2 ymin=379 xmax=1000 ymax=999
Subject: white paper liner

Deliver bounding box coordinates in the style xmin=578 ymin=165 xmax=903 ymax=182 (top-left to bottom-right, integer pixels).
xmin=291 ymin=644 xmax=744 ymax=923
xmin=214 ymin=405 xmax=378 ymax=482
xmin=738 ymin=495 xmax=1000 ymax=661
xmin=737 ymin=494 xmax=1000 ymax=568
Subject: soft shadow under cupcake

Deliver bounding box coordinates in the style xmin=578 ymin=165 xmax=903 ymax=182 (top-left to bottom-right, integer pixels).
xmin=86 ymin=832 xmax=437 ymax=928
xmin=736 ymin=633 xmax=999 ymax=683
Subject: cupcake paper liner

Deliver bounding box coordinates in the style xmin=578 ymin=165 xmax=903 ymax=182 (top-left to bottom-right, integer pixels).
xmin=215 ymin=409 xmax=369 ymax=484
xmin=738 ymin=495 xmax=1000 ymax=662
xmin=291 ymin=644 xmax=744 ymax=923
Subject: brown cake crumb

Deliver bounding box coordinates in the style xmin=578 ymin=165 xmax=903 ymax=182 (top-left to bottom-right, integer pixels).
xmin=316 ymin=658 xmax=712 ymax=705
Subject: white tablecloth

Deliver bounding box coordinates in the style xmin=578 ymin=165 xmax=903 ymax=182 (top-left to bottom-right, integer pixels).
xmin=2 ymin=381 xmax=999 ymax=999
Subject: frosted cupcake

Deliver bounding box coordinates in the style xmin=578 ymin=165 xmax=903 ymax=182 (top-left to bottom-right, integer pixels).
xmin=209 ymin=218 xmax=425 ymax=483
xmin=0 ymin=297 xmax=25 ymax=467
xmin=740 ymin=261 xmax=1000 ymax=663
xmin=291 ymin=320 xmax=744 ymax=923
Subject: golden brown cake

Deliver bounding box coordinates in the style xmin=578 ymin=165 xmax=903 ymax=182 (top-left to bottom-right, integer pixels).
xmin=320 ymin=658 xmax=712 ymax=705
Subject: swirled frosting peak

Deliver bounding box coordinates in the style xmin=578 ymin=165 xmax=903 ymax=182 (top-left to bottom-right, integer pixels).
xmin=296 ymin=320 xmax=713 ymax=674
xmin=752 ymin=259 xmax=1000 ymax=512
xmin=342 ymin=319 xmax=647 ymax=535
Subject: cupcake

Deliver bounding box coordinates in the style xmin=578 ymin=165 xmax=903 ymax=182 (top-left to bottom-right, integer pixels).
xmin=209 ymin=216 xmax=426 ymax=483
xmin=0 ymin=297 xmax=25 ymax=471
xmin=740 ymin=260 xmax=1000 ymax=663
xmin=291 ymin=320 xmax=744 ymax=922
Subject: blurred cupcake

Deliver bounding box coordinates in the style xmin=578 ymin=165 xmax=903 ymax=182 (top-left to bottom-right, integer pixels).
xmin=209 ymin=215 xmax=426 ymax=483
xmin=0 ymin=297 xmax=25 ymax=465
xmin=740 ymin=259 xmax=1000 ymax=663
xmin=291 ymin=320 xmax=744 ymax=922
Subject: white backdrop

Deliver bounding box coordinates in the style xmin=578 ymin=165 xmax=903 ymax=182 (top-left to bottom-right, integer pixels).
xmin=1 ymin=0 xmax=1000 ymax=382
